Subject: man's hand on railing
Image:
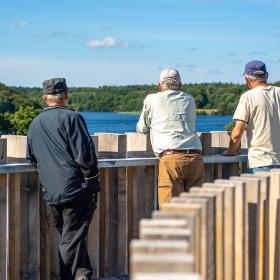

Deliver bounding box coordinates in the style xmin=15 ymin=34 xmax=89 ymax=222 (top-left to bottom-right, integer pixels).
xmin=222 ymin=149 xmax=236 ymax=156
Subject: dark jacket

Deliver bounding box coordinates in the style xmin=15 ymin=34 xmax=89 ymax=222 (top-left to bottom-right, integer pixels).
xmin=27 ymin=107 xmax=100 ymax=205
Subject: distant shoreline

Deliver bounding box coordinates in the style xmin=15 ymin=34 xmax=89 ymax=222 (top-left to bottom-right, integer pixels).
xmin=116 ymin=109 xmax=219 ymax=116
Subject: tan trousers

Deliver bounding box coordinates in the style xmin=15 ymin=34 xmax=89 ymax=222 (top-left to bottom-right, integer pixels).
xmin=158 ymin=153 xmax=204 ymax=209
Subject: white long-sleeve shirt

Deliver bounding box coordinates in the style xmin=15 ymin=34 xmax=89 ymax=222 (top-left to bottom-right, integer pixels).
xmin=137 ymin=90 xmax=202 ymax=157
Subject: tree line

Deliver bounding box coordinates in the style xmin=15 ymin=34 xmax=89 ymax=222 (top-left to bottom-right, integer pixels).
xmin=1 ymin=81 xmax=280 ymax=134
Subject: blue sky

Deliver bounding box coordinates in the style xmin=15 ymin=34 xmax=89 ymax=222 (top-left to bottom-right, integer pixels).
xmin=0 ymin=0 xmax=280 ymax=86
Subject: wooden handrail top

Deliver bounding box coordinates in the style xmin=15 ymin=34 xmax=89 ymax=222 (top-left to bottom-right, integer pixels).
xmin=0 ymin=155 xmax=247 ymax=174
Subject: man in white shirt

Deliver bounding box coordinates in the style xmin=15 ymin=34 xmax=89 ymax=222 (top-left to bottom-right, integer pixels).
xmin=223 ymin=60 xmax=280 ymax=173
xmin=137 ymin=68 xmax=204 ymax=208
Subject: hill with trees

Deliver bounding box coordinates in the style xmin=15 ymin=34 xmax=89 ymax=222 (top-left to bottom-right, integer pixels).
xmin=17 ymin=82 xmax=251 ymax=115
xmin=0 ymin=83 xmax=42 ymax=134
xmin=1 ymin=81 xmax=280 ymax=134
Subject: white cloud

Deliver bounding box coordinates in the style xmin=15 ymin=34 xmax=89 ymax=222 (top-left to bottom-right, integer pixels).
xmin=209 ymin=69 xmax=224 ymax=75
xmin=8 ymin=21 xmax=28 ymax=29
xmin=271 ymin=57 xmax=280 ymax=63
xmin=50 ymin=31 xmax=86 ymax=38
xmin=31 ymin=32 xmax=40 ymax=37
xmin=86 ymin=37 xmax=129 ymax=49
xmin=250 ymin=51 xmax=267 ymax=56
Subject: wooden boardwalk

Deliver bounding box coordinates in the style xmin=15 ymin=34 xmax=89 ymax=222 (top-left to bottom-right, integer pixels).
xmin=0 ymin=132 xmax=247 ymax=280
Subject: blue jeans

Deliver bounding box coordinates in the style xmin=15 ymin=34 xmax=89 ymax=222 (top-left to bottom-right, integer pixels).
xmin=249 ymin=165 xmax=280 ymax=174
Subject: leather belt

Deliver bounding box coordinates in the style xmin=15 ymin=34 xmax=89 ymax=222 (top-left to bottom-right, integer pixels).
xmin=160 ymin=149 xmax=202 ymax=157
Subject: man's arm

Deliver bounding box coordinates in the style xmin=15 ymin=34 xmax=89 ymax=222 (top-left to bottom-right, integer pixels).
xmin=136 ymin=98 xmax=150 ymax=134
xmin=223 ymin=120 xmax=247 ymax=156
xmin=26 ymin=133 xmax=37 ymax=165
xmin=68 ymin=114 xmax=100 ymax=191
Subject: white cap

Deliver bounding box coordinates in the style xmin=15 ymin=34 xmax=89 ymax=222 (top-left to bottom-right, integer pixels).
xmin=159 ymin=68 xmax=181 ymax=84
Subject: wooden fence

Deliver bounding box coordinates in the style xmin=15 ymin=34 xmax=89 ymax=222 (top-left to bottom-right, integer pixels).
xmin=130 ymin=169 xmax=280 ymax=280
xmin=0 ymin=132 xmax=247 ymax=279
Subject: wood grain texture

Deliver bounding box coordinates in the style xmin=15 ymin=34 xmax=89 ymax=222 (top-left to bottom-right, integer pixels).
xmin=230 ymin=176 xmax=261 ymax=280
xmin=191 ymin=186 xmax=225 ymax=280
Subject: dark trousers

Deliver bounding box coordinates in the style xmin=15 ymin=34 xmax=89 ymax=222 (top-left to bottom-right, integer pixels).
xmin=50 ymin=190 xmax=97 ymax=280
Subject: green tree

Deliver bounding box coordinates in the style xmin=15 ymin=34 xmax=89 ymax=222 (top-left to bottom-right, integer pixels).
xmin=11 ymin=106 xmax=42 ymax=135
xmin=0 ymin=112 xmax=14 ymax=134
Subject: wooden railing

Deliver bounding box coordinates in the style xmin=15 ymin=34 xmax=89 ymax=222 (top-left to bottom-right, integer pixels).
xmin=0 ymin=132 xmax=248 ymax=279
xmin=130 ymin=169 xmax=280 ymax=280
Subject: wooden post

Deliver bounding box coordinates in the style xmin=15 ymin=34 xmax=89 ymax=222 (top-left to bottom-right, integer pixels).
xmin=1 ymin=135 xmax=27 ymax=163
xmin=202 ymin=182 xmax=235 ymax=280
xmin=203 ymin=182 xmax=235 ymax=280
xmin=215 ymin=179 xmax=246 ymax=280
xmin=179 ymin=193 xmax=215 ymax=280
xmin=160 ymin=202 xmax=203 ymax=273
xmin=230 ymin=176 xmax=261 ymax=280
xmin=151 ymin=210 xmax=200 ymax=271
xmin=210 ymin=131 xmax=240 ymax=179
xmin=241 ymin=172 xmax=270 ymax=280
xmin=90 ymin=135 xmax=99 ymax=158
xmin=0 ymin=138 xmax=7 ymax=164
xmin=267 ymin=169 xmax=280 ymax=280
xmin=126 ymin=132 xmax=156 ymax=268
xmin=0 ymin=173 xmax=7 ymax=279
xmin=6 ymin=173 xmax=21 ymax=280
xmin=96 ymin=133 xmax=127 ymax=276
xmin=190 ymin=186 xmax=225 ymax=280
xmin=130 ymin=253 xmax=195 ymax=275
xmin=27 ymin=171 xmax=42 ymax=279
xmin=169 ymin=197 xmax=209 ymax=280
xmin=199 ymin=132 xmax=213 ymax=182
xmin=126 ymin=133 xmax=154 ymax=158
xmin=133 ymin=273 xmax=201 ymax=280
xmin=130 ymin=239 xmax=190 ymax=254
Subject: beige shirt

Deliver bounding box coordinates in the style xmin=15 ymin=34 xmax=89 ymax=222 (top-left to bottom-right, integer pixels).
xmin=233 ymin=85 xmax=280 ymax=168
xmin=136 ymin=90 xmax=202 ymax=157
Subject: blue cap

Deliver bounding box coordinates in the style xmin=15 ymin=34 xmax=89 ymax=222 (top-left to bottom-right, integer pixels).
xmin=243 ymin=60 xmax=267 ymax=76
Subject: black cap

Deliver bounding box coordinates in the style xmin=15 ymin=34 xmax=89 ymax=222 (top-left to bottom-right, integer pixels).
xmin=42 ymin=78 xmax=68 ymax=95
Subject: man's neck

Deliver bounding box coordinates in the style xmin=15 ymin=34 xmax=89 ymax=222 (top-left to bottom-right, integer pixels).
xmin=47 ymin=103 xmax=67 ymax=108
xmin=250 ymin=82 xmax=269 ymax=89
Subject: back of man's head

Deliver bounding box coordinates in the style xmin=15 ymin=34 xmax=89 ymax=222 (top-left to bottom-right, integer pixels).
xmin=42 ymin=78 xmax=68 ymax=105
xmin=243 ymin=60 xmax=268 ymax=85
xmin=159 ymin=68 xmax=181 ymax=91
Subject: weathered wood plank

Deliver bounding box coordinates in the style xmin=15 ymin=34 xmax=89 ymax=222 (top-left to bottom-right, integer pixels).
xmin=0 ymin=173 xmax=7 ymax=279
xmin=0 ymin=138 xmax=7 ymax=164
xmin=130 ymin=253 xmax=195 ymax=274
xmin=268 ymin=169 xmax=280 ymax=280
xmin=215 ymin=179 xmax=246 ymax=280
xmin=241 ymin=172 xmax=270 ymax=280
xmin=151 ymin=210 xmax=200 ymax=270
xmin=179 ymin=193 xmax=215 ymax=280
xmin=7 ymin=173 xmax=21 ymax=280
xmin=203 ymin=182 xmax=234 ymax=280
xmin=117 ymin=167 xmax=128 ymax=274
xmin=170 ymin=197 xmax=209 ymax=280
xmin=190 ymin=186 xmax=225 ymax=280
xmin=133 ymin=273 xmax=201 ymax=280
xmin=99 ymin=167 xmax=118 ymax=276
xmin=230 ymin=176 xmax=261 ymax=280
xmin=130 ymin=239 xmax=189 ymax=254
xmin=160 ymin=202 xmax=202 ymax=273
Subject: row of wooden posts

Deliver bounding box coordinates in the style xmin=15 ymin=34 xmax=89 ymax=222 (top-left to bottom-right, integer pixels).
xmin=130 ymin=169 xmax=280 ymax=280
xmin=0 ymin=132 xmax=248 ymax=279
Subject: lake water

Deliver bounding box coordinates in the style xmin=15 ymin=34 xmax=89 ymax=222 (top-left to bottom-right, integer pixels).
xmin=80 ymin=112 xmax=232 ymax=134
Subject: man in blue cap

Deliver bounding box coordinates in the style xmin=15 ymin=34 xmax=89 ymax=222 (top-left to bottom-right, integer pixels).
xmin=223 ymin=60 xmax=280 ymax=173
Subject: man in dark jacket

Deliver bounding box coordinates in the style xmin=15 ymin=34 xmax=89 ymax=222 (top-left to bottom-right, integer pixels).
xmin=27 ymin=78 xmax=100 ymax=280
